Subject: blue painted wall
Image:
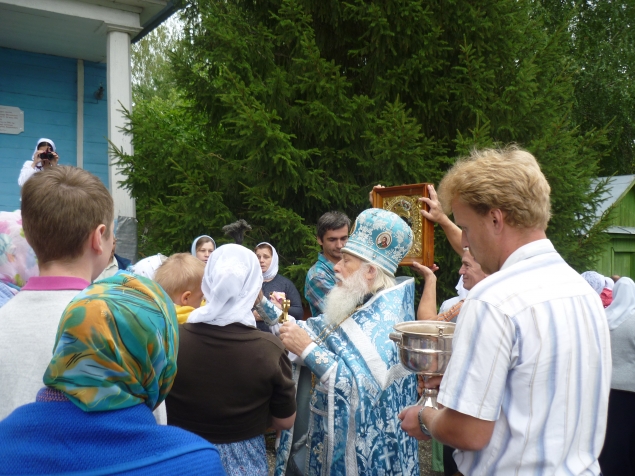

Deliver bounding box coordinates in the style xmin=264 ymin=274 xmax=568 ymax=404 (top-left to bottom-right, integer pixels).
xmin=83 ymin=61 xmax=109 ymax=182
xmin=0 ymin=47 xmax=108 ymax=211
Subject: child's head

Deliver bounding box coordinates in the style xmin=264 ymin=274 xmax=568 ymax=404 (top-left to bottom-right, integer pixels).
xmin=21 ymin=166 xmax=114 ymax=277
xmin=155 ymin=253 xmax=205 ymax=308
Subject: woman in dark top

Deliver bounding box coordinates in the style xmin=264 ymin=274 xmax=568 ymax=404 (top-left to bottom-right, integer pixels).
xmin=166 ymin=244 xmax=296 ymax=476
xmin=254 ymin=242 xmax=303 ymax=332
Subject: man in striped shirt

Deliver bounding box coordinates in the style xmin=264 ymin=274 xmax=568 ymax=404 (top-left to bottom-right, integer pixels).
xmin=400 ymin=147 xmax=611 ymax=475
xmin=304 ymin=211 xmax=350 ymax=316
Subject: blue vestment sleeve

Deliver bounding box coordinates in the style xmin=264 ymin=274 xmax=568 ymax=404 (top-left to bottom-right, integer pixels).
xmin=302 ymin=343 xmax=338 ymax=381
xmin=254 ymin=298 xmax=281 ymax=326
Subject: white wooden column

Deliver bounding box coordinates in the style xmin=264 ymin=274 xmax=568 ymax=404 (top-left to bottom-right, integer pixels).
xmin=106 ymin=29 xmax=135 ymax=218
xmin=76 ymin=59 xmax=84 ymax=169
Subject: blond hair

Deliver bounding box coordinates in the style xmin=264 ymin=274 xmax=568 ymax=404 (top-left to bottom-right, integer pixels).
xmin=21 ymin=166 xmax=114 ymax=264
xmin=438 ymin=146 xmax=551 ymax=230
xmin=154 ymin=253 xmax=205 ymax=302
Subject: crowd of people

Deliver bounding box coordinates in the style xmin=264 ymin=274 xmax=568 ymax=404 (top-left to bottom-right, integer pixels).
xmin=0 ymin=142 xmax=633 ymax=476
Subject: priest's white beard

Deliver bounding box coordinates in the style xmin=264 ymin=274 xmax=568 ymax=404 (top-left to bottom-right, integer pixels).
xmin=323 ymin=267 xmax=370 ymax=326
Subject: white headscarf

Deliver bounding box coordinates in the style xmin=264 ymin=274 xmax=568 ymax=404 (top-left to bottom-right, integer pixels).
xmin=132 ymin=254 xmax=167 ymax=280
xmin=604 ymin=277 xmax=615 ymax=291
xmin=187 ymin=244 xmax=262 ymax=327
xmin=191 ymin=235 xmax=216 ymax=256
xmin=581 ymin=271 xmax=606 ymax=295
xmin=605 ymin=277 xmax=635 ymax=331
xmin=33 ymin=138 xmax=56 ymax=158
xmin=456 ymin=275 xmax=468 ymax=300
xmin=257 ymin=242 xmax=279 ymax=281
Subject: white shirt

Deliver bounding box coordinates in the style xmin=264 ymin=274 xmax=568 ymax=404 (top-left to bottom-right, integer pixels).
xmin=0 ymin=289 xmax=82 ymax=420
xmin=438 ymin=239 xmax=611 ymax=475
xmin=95 ymin=256 xmax=118 ymax=282
xmin=17 ymin=160 xmax=37 ymax=187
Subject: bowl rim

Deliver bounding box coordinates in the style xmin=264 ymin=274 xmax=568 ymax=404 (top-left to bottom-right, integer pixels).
xmin=393 ymin=320 xmax=456 ymax=337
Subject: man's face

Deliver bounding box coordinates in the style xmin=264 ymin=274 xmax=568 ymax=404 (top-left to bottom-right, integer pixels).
xmin=333 ymin=252 xmax=363 ymax=284
xmin=317 ymin=225 xmax=349 ymax=263
xmin=459 ymin=250 xmax=487 ymax=290
xmin=452 ymin=198 xmax=500 ymax=275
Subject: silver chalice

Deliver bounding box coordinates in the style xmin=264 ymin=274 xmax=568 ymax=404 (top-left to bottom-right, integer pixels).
xmin=390 ymin=321 xmax=455 ymax=409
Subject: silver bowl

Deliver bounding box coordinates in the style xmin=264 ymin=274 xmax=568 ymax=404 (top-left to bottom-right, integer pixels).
xmin=390 ymin=321 xmax=456 ymax=407
xmin=389 ymin=321 xmax=455 ymax=374
xmin=396 ymin=347 xmax=452 ymax=375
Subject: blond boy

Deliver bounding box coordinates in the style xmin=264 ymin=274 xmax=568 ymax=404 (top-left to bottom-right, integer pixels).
xmin=155 ymin=253 xmax=205 ymax=324
xmin=0 ymin=166 xmax=114 ymax=420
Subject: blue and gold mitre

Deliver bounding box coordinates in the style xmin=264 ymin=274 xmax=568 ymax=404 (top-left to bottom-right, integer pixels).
xmin=342 ymin=208 xmax=413 ymax=276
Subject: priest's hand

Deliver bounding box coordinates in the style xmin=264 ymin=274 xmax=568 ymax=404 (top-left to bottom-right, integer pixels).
xmin=398 ymin=405 xmax=430 ymax=440
xmin=279 ymin=321 xmax=313 ymax=355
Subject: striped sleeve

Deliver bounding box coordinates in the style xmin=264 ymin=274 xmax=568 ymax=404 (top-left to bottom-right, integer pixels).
xmin=438 ymin=299 xmax=515 ymax=421
xmin=304 ymin=270 xmax=334 ymax=316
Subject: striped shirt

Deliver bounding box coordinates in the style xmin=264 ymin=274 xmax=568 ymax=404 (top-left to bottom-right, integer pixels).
xmin=304 ymin=252 xmax=337 ymax=316
xmin=438 ymin=239 xmax=611 ymax=475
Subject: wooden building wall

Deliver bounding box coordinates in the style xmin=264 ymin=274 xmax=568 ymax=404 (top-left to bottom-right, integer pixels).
xmin=0 ymin=47 xmax=108 ymax=211
xmin=594 ymin=186 xmax=635 ymax=279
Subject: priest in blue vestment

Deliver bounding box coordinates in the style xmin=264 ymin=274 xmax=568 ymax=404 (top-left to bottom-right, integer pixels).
xmin=258 ymin=208 xmax=420 ymax=475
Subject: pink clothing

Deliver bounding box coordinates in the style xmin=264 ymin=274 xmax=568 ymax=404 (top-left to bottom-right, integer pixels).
xmin=22 ymin=276 xmax=89 ymax=291
xmin=600 ymin=288 xmax=613 ymax=308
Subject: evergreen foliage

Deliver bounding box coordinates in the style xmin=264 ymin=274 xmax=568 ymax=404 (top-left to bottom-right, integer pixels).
xmin=116 ymin=0 xmax=611 ymax=302
xmin=131 ymin=17 xmax=182 ymax=101
xmin=541 ymin=0 xmax=635 ymax=175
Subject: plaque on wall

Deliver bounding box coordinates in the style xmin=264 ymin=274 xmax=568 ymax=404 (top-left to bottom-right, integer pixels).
xmin=371 ymin=183 xmax=435 ymax=267
xmin=0 ymin=106 xmax=24 ymax=135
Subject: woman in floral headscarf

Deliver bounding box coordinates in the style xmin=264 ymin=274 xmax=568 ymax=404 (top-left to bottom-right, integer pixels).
xmin=0 ymin=272 xmax=226 ymax=475
xmin=0 ymin=210 xmax=38 ymax=307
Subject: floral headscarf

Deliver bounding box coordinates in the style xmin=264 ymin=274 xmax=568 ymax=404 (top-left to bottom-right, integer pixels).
xmin=0 ymin=210 xmax=38 ymax=288
xmin=44 ymin=272 xmax=178 ymax=412
xmin=581 ymin=271 xmax=606 ymax=295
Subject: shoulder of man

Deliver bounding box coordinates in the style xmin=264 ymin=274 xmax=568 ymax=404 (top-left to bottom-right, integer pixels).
xmin=469 ymin=249 xmax=594 ymax=313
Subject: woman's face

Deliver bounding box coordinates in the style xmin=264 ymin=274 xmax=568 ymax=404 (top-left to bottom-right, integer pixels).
xmin=196 ymin=242 xmax=215 ymax=263
xmin=256 ymin=248 xmax=272 ymax=273
xmin=37 ymin=143 xmax=59 ymax=167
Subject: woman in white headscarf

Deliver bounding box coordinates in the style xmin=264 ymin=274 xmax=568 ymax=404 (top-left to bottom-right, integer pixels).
xmin=191 ymin=235 xmax=216 ymax=264
xmin=166 ymin=244 xmax=296 ymax=476
xmin=599 ymin=277 xmax=635 ymax=476
xmin=581 ymin=270 xmax=614 ymax=307
xmin=253 ymin=242 xmax=303 ymax=332
xmin=131 ymin=254 xmax=167 ymax=280
xmin=18 ymin=138 xmax=60 ymax=187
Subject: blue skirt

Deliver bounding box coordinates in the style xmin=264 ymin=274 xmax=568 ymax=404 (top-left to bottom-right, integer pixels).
xmin=216 ymin=434 xmax=268 ymax=476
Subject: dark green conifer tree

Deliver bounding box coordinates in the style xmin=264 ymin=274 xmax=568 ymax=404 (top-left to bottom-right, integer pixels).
xmin=116 ymin=0 xmax=610 ymax=301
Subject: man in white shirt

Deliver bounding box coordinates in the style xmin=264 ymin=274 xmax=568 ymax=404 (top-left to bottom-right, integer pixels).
xmin=399 ymin=146 xmax=611 ymax=475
